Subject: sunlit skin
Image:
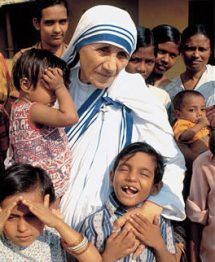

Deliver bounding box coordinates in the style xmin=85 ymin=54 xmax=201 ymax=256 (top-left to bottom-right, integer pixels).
xmin=110 ymin=152 xmax=159 ymax=209
xmin=126 ymin=46 xmax=155 ymax=79
xmin=176 ymin=95 xmax=206 ymax=123
xmin=33 ymin=4 xmax=68 ymax=55
xmin=2 ymin=190 xmax=44 ymax=247
xmin=154 ymin=41 xmax=179 ymax=74
xmin=182 ymin=34 xmax=211 ymax=74
xmin=79 ymin=43 xmax=129 ymax=88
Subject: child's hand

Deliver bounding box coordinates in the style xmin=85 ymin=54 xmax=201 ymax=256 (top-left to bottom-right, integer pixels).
xmin=0 ymin=198 xmax=20 ymax=233
xmin=21 ymin=195 xmax=62 ymax=228
xmin=102 ymin=224 xmax=139 ymax=262
xmin=197 ymin=115 xmax=210 ymax=128
xmin=41 ymin=67 xmax=65 ymax=92
xmin=129 ymin=214 xmax=165 ymax=250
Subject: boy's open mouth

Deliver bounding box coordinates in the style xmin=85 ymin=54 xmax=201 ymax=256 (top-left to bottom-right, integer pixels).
xmin=121 ymin=186 xmax=138 ymax=195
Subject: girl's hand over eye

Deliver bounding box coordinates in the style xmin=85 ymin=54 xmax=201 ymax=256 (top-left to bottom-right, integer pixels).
xmin=0 ymin=197 xmax=20 ymax=233
xmin=41 ymin=67 xmax=65 ymax=92
xmin=21 ymin=194 xmax=62 ymax=228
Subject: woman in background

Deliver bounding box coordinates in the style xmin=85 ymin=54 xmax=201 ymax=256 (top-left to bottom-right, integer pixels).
xmin=126 ymin=26 xmax=171 ymax=109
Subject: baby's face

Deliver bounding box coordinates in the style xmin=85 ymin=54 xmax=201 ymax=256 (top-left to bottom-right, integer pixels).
xmin=177 ymin=95 xmax=206 ymax=123
xmin=2 ymin=190 xmax=44 ymax=247
xmin=110 ymin=152 xmax=157 ymax=209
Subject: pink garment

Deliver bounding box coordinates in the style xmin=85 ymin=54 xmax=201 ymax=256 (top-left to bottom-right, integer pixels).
xmin=186 ymin=151 xmax=215 ymax=262
xmin=10 ymin=101 xmax=71 ymax=198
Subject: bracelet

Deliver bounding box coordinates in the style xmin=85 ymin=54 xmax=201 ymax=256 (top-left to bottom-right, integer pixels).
xmin=66 ymin=236 xmax=88 ymax=253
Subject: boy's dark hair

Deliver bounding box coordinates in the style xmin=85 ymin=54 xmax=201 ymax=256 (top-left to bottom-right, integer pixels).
xmin=173 ymin=90 xmax=205 ymax=111
xmin=209 ymin=130 xmax=215 ymax=155
xmin=0 ymin=163 xmax=55 ymax=204
xmin=34 ymin=0 xmax=69 ymax=21
xmin=112 ymin=142 xmax=165 ymax=184
xmin=13 ymin=48 xmax=70 ymax=90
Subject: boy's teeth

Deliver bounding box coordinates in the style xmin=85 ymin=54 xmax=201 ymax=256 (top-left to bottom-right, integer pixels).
xmin=123 ymin=186 xmax=138 ymax=194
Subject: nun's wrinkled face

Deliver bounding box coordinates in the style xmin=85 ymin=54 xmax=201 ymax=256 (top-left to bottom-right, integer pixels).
xmin=79 ymin=43 xmax=129 ymax=88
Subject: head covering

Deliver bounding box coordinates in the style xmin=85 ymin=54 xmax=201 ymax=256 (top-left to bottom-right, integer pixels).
xmin=62 ymin=5 xmax=137 ymax=67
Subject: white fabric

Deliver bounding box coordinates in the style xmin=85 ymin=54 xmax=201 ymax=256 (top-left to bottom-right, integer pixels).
xmin=60 ymin=67 xmax=186 ymax=229
xmin=148 ymin=84 xmax=171 ymax=109
xmin=60 ymin=5 xmax=186 ymax=230
xmin=62 ymin=5 xmax=137 ymax=66
xmin=164 ymin=64 xmax=215 ymax=106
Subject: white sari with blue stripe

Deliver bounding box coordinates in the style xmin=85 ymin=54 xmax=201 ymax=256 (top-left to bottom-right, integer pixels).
xmin=60 ymin=68 xmax=186 ymax=230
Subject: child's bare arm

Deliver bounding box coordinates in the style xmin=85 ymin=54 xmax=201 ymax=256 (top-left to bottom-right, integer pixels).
xmin=30 ymin=68 xmax=78 ymax=127
xmin=179 ymin=116 xmax=209 ymax=143
xmin=129 ymin=214 xmax=176 ymax=262
xmin=21 ymin=197 xmax=101 ymax=262
xmin=102 ymin=224 xmax=139 ymax=262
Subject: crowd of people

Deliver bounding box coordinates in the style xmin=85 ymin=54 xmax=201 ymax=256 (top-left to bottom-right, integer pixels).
xmin=0 ymin=0 xmax=215 ymax=261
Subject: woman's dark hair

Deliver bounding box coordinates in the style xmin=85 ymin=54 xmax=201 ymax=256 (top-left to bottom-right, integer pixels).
xmin=0 ymin=163 xmax=55 ymax=203
xmin=152 ymin=24 xmax=181 ymax=46
xmin=180 ymin=24 xmax=212 ymax=52
xmin=13 ymin=48 xmax=70 ymax=90
xmin=209 ymin=130 xmax=215 ymax=156
xmin=112 ymin=142 xmax=165 ymax=184
xmin=135 ymin=26 xmax=154 ymax=51
xmin=34 ymin=0 xmax=69 ymax=21
xmin=173 ymin=90 xmax=205 ymax=111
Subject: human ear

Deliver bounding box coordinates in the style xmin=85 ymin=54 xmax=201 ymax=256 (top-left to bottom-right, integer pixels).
xmin=33 ymin=18 xmax=40 ymax=31
xmin=150 ymin=181 xmax=163 ymax=196
xmin=175 ymin=109 xmax=181 ymax=119
xmin=110 ymin=171 xmax=114 ymax=186
xmin=20 ymin=77 xmax=32 ymax=92
xmin=43 ymin=194 xmax=50 ymax=208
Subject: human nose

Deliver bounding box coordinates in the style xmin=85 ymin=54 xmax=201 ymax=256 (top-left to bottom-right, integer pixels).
xmin=53 ymin=22 xmax=61 ymax=33
xmin=192 ymin=49 xmax=200 ymax=58
xmin=137 ymin=62 xmax=146 ymax=73
xmin=102 ymin=55 xmax=118 ymax=74
xmin=161 ymin=53 xmax=169 ymax=64
xmin=17 ymin=218 xmax=28 ymax=232
xmin=126 ymin=170 xmax=138 ymax=181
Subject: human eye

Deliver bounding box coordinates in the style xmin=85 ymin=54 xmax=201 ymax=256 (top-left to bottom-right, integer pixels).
xmin=184 ymin=46 xmax=195 ymax=52
xmin=118 ymin=51 xmax=129 ymax=60
xmin=44 ymin=20 xmax=54 ymax=26
xmin=118 ymin=165 xmax=129 ymax=172
xmin=201 ymin=108 xmax=206 ymax=112
xmin=59 ymin=19 xmax=68 ymax=25
xmin=157 ymin=49 xmax=166 ymax=55
xmin=188 ymin=108 xmax=195 ymax=112
xmin=97 ymin=46 xmax=110 ymax=54
xmin=199 ymin=47 xmax=207 ymax=52
xmin=170 ymin=53 xmax=177 ymax=59
xmin=129 ymin=57 xmax=141 ymax=64
xmin=145 ymin=59 xmax=154 ymax=65
xmin=140 ymin=170 xmax=151 ymax=177
xmin=8 ymin=215 xmax=17 ymax=221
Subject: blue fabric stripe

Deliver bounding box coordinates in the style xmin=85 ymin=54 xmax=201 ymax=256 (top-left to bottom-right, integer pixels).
xmin=76 ymin=34 xmax=132 ymax=54
xmin=66 ymin=89 xmax=133 ymax=150
xmin=75 ymin=24 xmax=135 ymax=47
xmin=65 ymin=89 xmax=106 ymax=142
xmin=77 ymin=28 xmax=134 ymax=48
